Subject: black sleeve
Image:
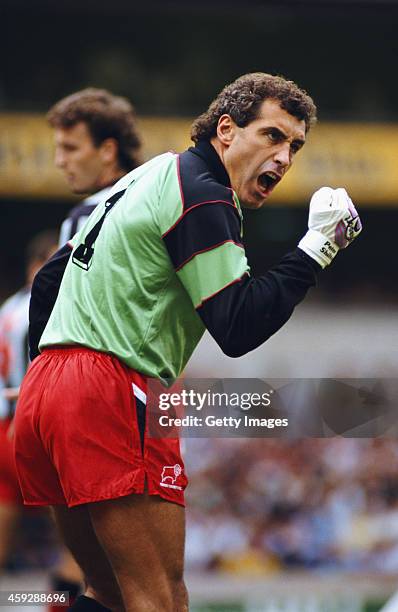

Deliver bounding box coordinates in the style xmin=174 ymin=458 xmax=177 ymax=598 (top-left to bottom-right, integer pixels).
xmin=29 ymin=244 xmax=72 ymax=360
xmin=197 ymin=248 xmax=321 ymax=358
xmin=163 ymin=201 xmax=243 ymax=270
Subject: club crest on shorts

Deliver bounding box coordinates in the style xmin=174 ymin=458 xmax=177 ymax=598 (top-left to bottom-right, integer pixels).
xmin=160 ymin=464 xmax=183 ymax=490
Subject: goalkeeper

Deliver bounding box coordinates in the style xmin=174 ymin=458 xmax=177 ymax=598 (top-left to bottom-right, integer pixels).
xmin=15 ymin=73 xmax=361 ymax=612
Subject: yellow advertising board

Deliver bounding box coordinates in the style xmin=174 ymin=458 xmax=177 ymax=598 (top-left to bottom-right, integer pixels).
xmin=0 ymin=114 xmax=398 ymax=205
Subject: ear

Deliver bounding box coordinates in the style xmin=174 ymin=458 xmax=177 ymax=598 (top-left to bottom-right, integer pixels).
xmin=99 ymin=138 xmax=118 ymax=165
xmin=216 ymin=114 xmax=237 ymax=147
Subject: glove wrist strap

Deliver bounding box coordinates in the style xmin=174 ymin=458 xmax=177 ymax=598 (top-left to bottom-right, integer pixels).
xmin=298 ymin=229 xmax=339 ymax=269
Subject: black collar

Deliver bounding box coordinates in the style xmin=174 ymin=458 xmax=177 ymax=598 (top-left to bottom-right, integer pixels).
xmin=189 ymin=141 xmax=231 ymax=188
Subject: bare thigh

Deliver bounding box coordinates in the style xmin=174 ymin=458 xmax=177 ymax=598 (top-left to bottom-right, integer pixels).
xmin=89 ymin=492 xmax=188 ymax=612
xmin=52 ymin=505 xmax=123 ymax=610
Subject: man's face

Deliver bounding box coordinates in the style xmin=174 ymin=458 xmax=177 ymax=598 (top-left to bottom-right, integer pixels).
xmin=53 ymin=122 xmax=109 ymax=194
xmin=219 ymin=99 xmax=306 ymax=209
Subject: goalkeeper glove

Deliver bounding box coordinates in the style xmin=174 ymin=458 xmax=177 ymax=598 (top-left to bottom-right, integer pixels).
xmin=298 ymin=187 xmax=362 ymax=268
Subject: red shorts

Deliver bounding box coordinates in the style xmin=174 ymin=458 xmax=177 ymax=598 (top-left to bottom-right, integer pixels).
xmin=0 ymin=418 xmax=23 ymax=505
xmin=14 ymin=347 xmax=187 ymax=508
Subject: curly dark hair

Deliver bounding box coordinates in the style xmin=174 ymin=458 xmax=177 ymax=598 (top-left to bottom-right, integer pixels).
xmin=191 ymin=73 xmax=317 ymax=143
xmin=47 ymin=88 xmax=142 ymax=171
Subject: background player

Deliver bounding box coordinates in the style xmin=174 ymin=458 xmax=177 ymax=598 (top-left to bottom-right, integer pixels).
xmin=15 ymin=73 xmax=362 ymax=612
xmin=47 ymin=88 xmax=142 ymax=245
xmin=0 ymin=232 xmax=58 ymax=569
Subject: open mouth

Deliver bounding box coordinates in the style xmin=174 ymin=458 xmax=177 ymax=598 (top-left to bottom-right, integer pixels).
xmin=258 ymin=171 xmax=281 ymax=196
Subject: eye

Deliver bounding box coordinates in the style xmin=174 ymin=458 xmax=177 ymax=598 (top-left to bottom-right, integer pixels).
xmin=290 ymin=142 xmax=303 ymax=155
xmin=267 ymin=129 xmax=279 ymax=142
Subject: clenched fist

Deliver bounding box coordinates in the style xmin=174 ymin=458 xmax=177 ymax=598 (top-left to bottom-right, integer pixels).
xmin=298 ymin=187 xmax=362 ymax=268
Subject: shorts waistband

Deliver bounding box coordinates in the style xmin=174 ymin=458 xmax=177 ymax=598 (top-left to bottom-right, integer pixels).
xmin=41 ymin=345 xmax=147 ymax=394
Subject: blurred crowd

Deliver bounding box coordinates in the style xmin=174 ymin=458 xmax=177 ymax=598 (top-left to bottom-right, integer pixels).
xmin=184 ymin=438 xmax=398 ymax=574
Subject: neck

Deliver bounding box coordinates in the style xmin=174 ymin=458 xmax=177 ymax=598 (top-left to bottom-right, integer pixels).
xmin=97 ymin=167 xmax=125 ymax=190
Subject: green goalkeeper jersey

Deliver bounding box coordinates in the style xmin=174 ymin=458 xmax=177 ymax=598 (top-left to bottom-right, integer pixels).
xmin=40 ymin=146 xmax=249 ymax=380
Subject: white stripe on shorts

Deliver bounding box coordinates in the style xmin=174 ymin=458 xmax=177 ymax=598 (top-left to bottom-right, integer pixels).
xmin=132 ymin=383 xmax=147 ymax=405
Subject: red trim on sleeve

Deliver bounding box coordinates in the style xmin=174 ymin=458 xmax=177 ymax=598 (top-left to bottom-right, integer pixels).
xmin=175 ymin=240 xmax=244 ymax=272
xmin=196 ymin=272 xmax=250 ymax=309
xmin=162 ymin=199 xmax=239 ymax=239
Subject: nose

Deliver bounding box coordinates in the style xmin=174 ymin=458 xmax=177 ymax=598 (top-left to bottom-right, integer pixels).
xmin=273 ymin=143 xmax=291 ymax=168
